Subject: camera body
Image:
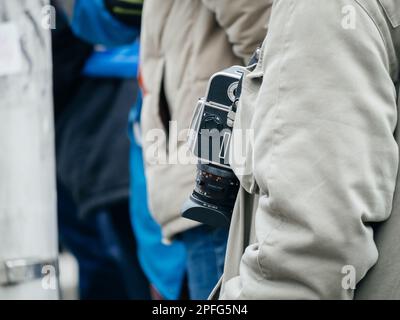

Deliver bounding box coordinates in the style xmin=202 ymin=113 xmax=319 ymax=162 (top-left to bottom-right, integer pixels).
xmin=182 ymin=66 xmax=245 ymax=228
xmin=188 ymin=66 xmax=245 ymax=168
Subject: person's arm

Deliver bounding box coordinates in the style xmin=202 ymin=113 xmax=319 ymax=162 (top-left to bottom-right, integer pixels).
xmin=201 ymin=0 xmax=273 ymax=62
xmin=223 ymin=0 xmax=399 ymax=299
xmin=70 ymin=0 xmax=139 ymax=47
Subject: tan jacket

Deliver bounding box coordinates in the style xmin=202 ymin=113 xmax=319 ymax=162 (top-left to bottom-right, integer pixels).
xmin=217 ymin=0 xmax=400 ymax=299
xmin=140 ymin=0 xmax=273 ymax=239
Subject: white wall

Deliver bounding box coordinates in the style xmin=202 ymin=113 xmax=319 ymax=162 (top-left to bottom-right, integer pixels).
xmin=0 ymin=0 xmax=58 ymax=300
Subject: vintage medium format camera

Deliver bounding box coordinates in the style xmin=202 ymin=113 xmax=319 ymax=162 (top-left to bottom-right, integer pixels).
xmin=182 ymin=66 xmax=246 ymax=228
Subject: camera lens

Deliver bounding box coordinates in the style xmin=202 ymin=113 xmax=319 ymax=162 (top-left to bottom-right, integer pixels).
xmin=193 ymin=164 xmax=239 ymax=209
xmin=182 ymin=163 xmax=240 ymax=227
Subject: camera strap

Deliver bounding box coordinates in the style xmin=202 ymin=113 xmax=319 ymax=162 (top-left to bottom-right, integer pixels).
xmin=227 ymin=47 xmax=261 ymax=127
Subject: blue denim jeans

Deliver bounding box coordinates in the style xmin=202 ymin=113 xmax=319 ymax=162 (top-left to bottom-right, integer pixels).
xmin=180 ymin=225 xmax=229 ymax=300
xmin=58 ymin=183 xmax=151 ymax=300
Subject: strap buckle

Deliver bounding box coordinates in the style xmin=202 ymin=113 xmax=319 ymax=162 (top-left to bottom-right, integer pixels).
xmin=0 ymin=258 xmax=58 ymax=287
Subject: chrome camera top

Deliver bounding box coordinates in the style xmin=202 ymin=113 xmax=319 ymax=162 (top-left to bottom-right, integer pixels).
xmin=188 ymin=66 xmax=245 ymax=169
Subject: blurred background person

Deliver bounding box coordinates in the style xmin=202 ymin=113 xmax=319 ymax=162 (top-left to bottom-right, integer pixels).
xmin=57 ymin=0 xmax=188 ymax=300
xmin=52 ymin=2 xmax=150 ymax=299
xmin=139 ymin=0 xmax=272 ymax=299
xmin=60 ymin=0 xmax=272 ymax=300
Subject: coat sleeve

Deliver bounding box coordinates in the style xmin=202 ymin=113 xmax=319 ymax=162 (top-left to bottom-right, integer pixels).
xmin=200 ymin=0 xmax=273 ymax=62
xmin=222 ymin=0 xmax=399 ymax=299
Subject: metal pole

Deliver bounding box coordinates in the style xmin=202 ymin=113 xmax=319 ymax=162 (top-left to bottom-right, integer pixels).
xmin=0 ymin=0 xmax=59 ymax=300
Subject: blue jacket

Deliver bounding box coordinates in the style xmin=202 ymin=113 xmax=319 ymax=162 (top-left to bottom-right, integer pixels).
xmin=72 ymin=0 xmax=138 ymax=47
xmin=129 ymin=93 xmax=187 ymax=300
xmin=72 ymin=0 xmax=139 ymax=78
xmin=83 ymin=41 xmax=140 ymax=79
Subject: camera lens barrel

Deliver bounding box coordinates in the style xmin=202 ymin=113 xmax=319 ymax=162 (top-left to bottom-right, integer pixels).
xmin=193 ymin=164 xmax=239 ymax=209
xmin=181 ymin=163 xmax=240 ymax=228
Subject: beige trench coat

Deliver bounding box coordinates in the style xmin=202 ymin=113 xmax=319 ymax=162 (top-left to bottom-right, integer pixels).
xmin=217 ymin=0 xmax=400 ymax=299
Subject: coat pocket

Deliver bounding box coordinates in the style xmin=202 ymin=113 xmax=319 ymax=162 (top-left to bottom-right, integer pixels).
xmin=141 ymin=59 xmax=169 ymax=224
xmin=379 ymin=0 xmax=400 ymax=28
xmin=141 ymin=60 xmax=166 ymax=155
